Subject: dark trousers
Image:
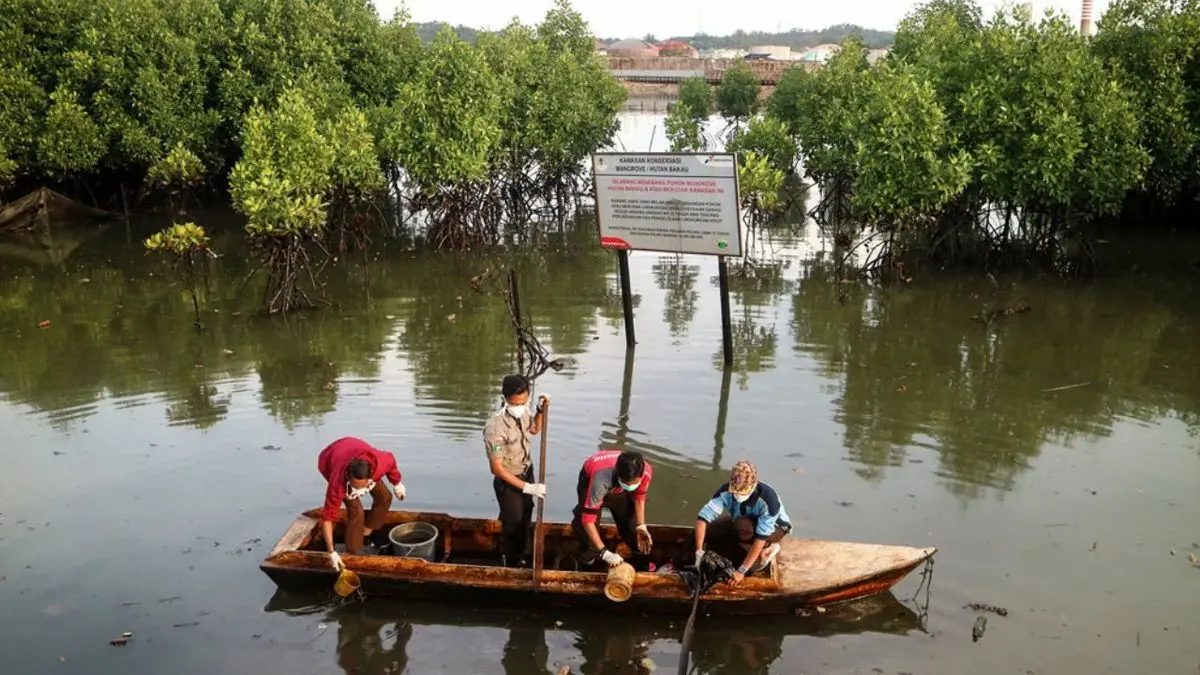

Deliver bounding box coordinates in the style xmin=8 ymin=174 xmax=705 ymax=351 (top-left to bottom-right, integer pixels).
xmin=494 ymin=466 xmax=534 ymax=563
xmin=570 ymin=469 xmax=646 ymax=566
xmin=344 ymin=480 xmax=393 ymax=554
xmin=709 ymin=514 xmax=789 ymax=550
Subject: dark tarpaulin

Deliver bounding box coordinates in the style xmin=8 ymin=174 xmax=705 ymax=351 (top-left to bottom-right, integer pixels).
xmin=0 ymin=187 xmax=115 ymax=234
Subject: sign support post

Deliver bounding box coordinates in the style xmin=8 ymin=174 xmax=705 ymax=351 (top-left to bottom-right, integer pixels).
xmin=717 ymin=255 xmax=733 ymax=366
xmin=617 ymin=249 xmax=636 ymax=349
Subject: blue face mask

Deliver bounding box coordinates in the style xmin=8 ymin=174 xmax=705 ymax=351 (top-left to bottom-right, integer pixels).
xmin=618 ymin=480 xmax=641 ymax=492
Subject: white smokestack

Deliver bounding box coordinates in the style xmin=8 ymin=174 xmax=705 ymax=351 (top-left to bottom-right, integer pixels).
xmin=1081 ymin=0 xmax=1094 ymax=35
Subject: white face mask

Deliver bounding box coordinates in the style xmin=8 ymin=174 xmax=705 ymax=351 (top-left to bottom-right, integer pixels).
xmin=506 ymin=404 xmax=528 ymax=419
xmin=618 ymin=480 xmax=641 ymax=492
xmin=732 ymin=491 xmax=751 ymax=503
xmin=346 ymin=479 xmax=375 ymax=500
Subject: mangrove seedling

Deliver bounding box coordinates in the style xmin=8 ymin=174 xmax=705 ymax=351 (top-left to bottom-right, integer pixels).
xmin=144 ymin=221 xmax=213 ymax=327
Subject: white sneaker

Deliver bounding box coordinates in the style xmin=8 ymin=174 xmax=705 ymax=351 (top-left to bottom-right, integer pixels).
xmin=749 ymin=543 xmax=781 ymax=573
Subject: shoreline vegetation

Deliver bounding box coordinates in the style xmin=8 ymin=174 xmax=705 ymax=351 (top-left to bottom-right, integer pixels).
xmin=665 ymin=0 xmax=1200 ymax=279
xmin=2 ymin=0 xmax=1200 ymax=315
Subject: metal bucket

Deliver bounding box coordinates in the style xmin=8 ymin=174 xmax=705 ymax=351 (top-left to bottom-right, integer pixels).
xmin=388 ymin=522 xmax=438 ymax=562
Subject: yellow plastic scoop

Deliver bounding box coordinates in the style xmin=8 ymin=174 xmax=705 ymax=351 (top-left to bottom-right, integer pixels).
xmin=333 ymin=568 xmax=361 ymax=597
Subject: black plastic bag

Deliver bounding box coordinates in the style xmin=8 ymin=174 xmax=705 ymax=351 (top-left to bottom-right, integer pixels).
xmin=676 ymin=550 xmax=736 ymax=595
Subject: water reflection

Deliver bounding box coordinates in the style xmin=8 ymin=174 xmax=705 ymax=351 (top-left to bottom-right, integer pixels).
xmin=707 ymin=261 xmax=795 ymax=388
xmin=1 ymin=190 xmax=1199 ymax=499
xmin=652 ymin=255 xmax=700 ymax=342
xmin=791 ymin=258 xmax=1200 ymax=491
xmin=713 ymin=366 xmax=732 ymax=471
xmin=0 ymin=217 xmax=614 ymax=433
xmin=262 ymin=589 xmax=925 ymax=675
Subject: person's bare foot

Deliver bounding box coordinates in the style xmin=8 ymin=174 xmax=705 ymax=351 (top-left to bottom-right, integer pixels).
xmin=363 ymin=528 xmax=374 ymax=537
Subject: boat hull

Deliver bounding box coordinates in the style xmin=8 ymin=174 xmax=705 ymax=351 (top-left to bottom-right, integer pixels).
xmin=260 ymin=509 xmax=935 ymax=617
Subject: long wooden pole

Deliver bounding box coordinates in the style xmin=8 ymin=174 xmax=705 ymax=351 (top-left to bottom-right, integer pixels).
xmin=532 ymin=406 xmax=549 ymax=591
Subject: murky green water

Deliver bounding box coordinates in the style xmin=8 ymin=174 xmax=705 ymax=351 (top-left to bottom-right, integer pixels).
xmin=2 ymin=112 xmax=1199 ymax=675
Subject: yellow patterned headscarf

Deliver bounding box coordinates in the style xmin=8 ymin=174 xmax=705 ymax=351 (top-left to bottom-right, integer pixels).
xmin=729 ymin=460 xmax=758 ymax=496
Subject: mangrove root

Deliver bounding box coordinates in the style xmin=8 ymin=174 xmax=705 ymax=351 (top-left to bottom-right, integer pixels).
xmin=970 ymin=301 xmax=1031 ymax=324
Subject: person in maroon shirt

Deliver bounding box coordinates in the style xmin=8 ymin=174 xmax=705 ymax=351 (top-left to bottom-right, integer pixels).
xmin=317 ymin=436 xmax=406 ymax=570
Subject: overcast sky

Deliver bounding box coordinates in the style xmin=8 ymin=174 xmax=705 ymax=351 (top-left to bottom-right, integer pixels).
xmin=373 ymin=1 xmax=1108 ymax=37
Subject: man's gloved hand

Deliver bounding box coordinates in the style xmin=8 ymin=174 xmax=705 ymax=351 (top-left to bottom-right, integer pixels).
xmin=600 ymin=549 xmax=624 ymax=567
xmin=694 ymin=549 xmax=705 ymax=568
xmin=537 ymin=393 xmax=551 ymax=411
xmin=635 ymin=524 xmax=653 ymax=553
xmin=329 ymin=550 xmax=345 ymax=571
xmin=521 ymin=482 xmax=547 ymax=500
xmin=393 ymin=482 xmax=406 ymax=501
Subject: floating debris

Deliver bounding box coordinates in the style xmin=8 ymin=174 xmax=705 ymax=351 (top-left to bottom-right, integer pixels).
xmin=972 ymin=616 xmax=987 ymax=642
xmin=109 ymin=632 xmax=133 ymax=647
xmin=964 ymin=602 xmax=1008 ymax=617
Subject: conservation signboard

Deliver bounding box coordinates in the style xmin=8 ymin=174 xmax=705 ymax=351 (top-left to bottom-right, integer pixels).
xmin=591 ymin=152 xmax=742 ymax=258
xmin=589 ymin=151 xmax=741 ymax=365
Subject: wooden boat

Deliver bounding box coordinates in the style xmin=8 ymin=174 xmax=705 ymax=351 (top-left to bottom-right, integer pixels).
xmin=260 ymin=509 xmax=936 ymax=617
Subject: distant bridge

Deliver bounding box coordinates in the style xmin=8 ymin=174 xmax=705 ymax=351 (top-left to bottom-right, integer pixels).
xmin=604 ymin=56 xmax=819 ymax=86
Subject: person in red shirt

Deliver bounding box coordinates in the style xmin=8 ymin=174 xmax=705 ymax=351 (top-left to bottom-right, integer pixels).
xmin=317 ymin=436 xmax=406 ymax=570
xmin=570 ymin=449 xmax=653 ymax=570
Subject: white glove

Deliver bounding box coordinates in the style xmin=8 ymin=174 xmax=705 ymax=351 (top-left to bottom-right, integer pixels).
xmin=393 ymin=482 xmax=406 ymax=501
xmin=600 ymin=549 xmax=624 ymax=567
xmin=521 ymin=482 xmax=547 ymax=500
xmin=694 ymin=549 xmax=705 ymax=568
xmin=329 ymin=550 xmax=345 ymax=571
xmin=636 ymin=523 xmax=653 ymax=551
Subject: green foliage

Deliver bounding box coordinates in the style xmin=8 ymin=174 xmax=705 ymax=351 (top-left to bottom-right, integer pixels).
xmin=775 ymin=40 xmax=873 ymax=186
xmin=678 ymin=77 xmax=712 ymax=119
xmin=763 ymin=0 xmax=1157 ymax=272
xmin=727 ymin=116 xmax=796 ymax=176
xmin=146 ymin=143 xmax=205 ymax=191
xmin=144 ymin=221 xmax=212 ymax=256
xmin=738 ymin=151 xmax=785 ymax=213
xmin=1092 ymin=0 xmax=1200 ymax=202
xmin=765 ymin=66 xmax=812 ymax=138
xmin=388 ymin=29 xmax=501 ymax=191
xmin=715 ymin=60 xmax=760 ymax=124
xmin=324 ymin=106 xmax=384 ymax=198
xmin=229 ymin=88 xmax=333 ymax=238
xmin=0 ymin=0 xmax=625 ymax=254
xmin=665 ymin=107 xmax=704 ymax=152
xmin=0 ymin=143 xmax=15 ymax=186
xmin=848 ymin=62 xmax=970 ymax=226
xmin=37 ymin=88 xmax=106 ymax=177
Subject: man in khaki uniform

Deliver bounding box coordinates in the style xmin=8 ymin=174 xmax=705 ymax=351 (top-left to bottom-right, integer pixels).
xmin=483 ymin=374 xmax=549 ymax=566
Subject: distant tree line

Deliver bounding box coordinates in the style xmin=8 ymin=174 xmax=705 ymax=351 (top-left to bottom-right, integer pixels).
xmin=414 ymin=21 xmax=480 ymax=43
xmin=413 ymin=21 xmax=894 ymax=51
xmin=657 ymin=25 xmax=896 ymax=51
